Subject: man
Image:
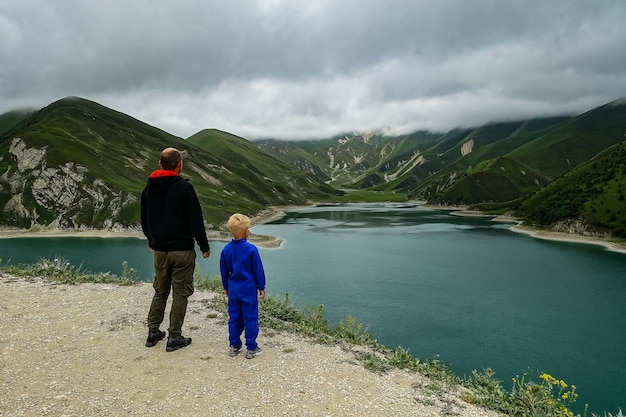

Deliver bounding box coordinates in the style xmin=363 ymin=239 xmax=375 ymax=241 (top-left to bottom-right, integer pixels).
xmin=140 ymin=147 xmax=211 ymax=352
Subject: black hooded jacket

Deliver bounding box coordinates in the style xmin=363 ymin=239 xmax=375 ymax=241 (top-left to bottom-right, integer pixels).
xmin=140 ymin=170 xmax=210 ymax=253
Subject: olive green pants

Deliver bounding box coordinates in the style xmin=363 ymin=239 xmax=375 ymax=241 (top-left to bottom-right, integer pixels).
xmin=147 ymin=250 xmax=196 ymax=337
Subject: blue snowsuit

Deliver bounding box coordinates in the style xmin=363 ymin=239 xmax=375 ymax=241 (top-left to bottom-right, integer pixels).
xmin=219 ymin=238 xmax=266 ymax=350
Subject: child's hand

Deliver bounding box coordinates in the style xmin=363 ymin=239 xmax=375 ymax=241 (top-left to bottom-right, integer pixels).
xmin=224 ymin=290 xmax=228 ymax=296
xmin=259 ymin=289 xmax=266 ymax=299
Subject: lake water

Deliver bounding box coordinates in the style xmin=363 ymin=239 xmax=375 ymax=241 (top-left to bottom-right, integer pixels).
xmin=1 ymin=203 xmax=624 ymax=414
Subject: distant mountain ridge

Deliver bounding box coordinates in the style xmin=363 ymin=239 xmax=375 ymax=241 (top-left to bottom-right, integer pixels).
xmin=1 ymin=96 xmax=625 ymax=239
xmin=256 ymin=99 xmax=626 ymax=237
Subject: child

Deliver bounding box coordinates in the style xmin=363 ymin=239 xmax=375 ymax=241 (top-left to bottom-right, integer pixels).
xmin=220 ymin=213 xmax=267 ymax=359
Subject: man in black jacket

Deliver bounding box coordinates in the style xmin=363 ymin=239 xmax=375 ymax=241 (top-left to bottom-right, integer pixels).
xmin=141 ymin=147 xmax=211 ymax=352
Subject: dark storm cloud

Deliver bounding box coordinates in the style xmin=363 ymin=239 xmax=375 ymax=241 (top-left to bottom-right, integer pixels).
xmin=1 ymin=0 xmax=625 ymax=139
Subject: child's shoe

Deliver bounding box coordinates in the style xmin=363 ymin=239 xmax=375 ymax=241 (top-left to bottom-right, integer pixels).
xmin=245 ymin=347 xmax=263 ymax=359
xmin=229 ymin=346 xmax=242 ymax=357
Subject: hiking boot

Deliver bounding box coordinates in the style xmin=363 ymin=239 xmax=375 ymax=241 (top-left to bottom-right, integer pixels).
xmin=229 ymin=346 xmax=242 ymax=357
xmin=145 ymin=330 xmax=166 ymax=347
xmin=245 ymin=347 xmax=263 ymax=359
xmin=166 ymin=335 xmax=192 ymax=352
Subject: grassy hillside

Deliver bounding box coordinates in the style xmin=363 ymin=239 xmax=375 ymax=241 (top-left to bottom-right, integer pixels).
xmin=0 ymin=97 xmax=336 ymax=230
xmin=397 ymin=119 xmax=566 ymax=205
xmin=507 ymin=102 xmax=626 ymax=179
xmin=0 ymin=109 xmax=36 ymax=135
xmin=187 ymin=129 xmax=341 ymax=204
xmin=517 ymin=141 xmax=626 ymax=237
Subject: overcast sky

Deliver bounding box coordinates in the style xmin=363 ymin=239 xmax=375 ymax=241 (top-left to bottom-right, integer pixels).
xmin=1 ymin=0 xmax=625 ymax=140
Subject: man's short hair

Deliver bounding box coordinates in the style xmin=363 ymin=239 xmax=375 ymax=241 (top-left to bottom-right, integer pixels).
xmin=160 ymin=148 xmax=182 ymax=170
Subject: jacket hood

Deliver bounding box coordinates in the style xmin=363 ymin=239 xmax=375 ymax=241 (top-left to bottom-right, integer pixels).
xmin=146 ymin=171 xmax=186 ymax=194
xmin=149 ymin=170 xmax=179 ymax=179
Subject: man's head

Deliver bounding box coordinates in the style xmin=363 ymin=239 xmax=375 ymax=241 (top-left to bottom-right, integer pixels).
xmin=227 ymin=213 xmax=251 ymax=239
xmin=159 ymin=147 xmax=183 ymax=172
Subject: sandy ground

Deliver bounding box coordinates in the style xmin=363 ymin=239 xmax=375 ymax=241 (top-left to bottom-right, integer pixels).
xmin=0 ymin=275 xmax=503 ymax=417
xmin=508 ymin=223 xmax=626 ymax=254
xmin=449 ymin=209 xmax=626 ymax=254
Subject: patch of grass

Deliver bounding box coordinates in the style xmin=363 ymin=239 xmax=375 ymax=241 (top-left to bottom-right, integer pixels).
xmin=193 ymin=266 xmax=223 ymax=292
xmin=315 ymin=190 xmax=408 ymax=203
xmin=0 ymin=257 xmax=136 ymax=286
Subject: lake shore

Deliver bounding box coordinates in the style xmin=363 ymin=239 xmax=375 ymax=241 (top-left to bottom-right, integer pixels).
xmin=1 ymin=204 xmax=624 ymax=254
xmin=0 ymin=206 xmax=290 ymax=249
xmin=448 ymin=208 xmax=626 ymax=254
xmin=508 ymin=223 xmax=626 ymax=254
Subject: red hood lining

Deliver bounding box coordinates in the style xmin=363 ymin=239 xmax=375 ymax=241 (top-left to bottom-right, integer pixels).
xmin=149 ymin=170 xmax=179 ymax=178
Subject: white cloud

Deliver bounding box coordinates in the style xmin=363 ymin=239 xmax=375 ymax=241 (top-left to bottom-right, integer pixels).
xmin=1 ymin=0 xmax=626 ymax=140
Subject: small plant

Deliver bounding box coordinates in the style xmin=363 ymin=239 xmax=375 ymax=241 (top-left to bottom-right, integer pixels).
xmin=119 ymin=261 xmax=137 ymax=285
xmin=510 ymin=372 xmax=581 ymax=417
xmin=336 ymin=315 xmax=376 ymax=346
xmin=387 ymin=346 xmax=420 ymax=370
xmin=193 ymin=266 xmax=223 ymax=292
xmin=354 ymin=350 xmax=392 ymax=373
xmin=301 ymin=304 xmax=329 ymax=332
xmin=465 ymin=369 xmax=586 ymax=417
xmin=31 ymin=257 xmax=87 ymax=284
xmin=259 ymin=293 xmax=309 ymax=332
xmin=415 ymin=355 xmax=459 ymax=384
xmin=463 ymin=368 xmax=511 ymax=411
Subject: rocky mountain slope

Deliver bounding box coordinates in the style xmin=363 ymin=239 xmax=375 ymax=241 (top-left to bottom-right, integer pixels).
xmin=0 ymin=97 xmax=337 ymax=231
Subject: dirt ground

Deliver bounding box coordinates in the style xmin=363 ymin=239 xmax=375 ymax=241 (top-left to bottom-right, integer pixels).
xmin=0 ymin=274 xmax=505 ymax=417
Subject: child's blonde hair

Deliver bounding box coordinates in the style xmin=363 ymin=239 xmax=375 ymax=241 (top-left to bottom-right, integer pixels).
xmin=227 ymin=213 xmax=250 ymax=236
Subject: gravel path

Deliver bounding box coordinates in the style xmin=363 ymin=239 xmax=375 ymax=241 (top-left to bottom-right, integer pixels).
xmin=0 ymin=275 xmax=503 ymax=417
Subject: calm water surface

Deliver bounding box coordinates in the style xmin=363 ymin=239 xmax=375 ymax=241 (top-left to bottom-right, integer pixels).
xmin=1 ymin=203 xmax=624 ymax=414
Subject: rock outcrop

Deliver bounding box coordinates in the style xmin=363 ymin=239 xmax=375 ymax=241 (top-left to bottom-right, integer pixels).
xmin=3 ymin=138 xmax=137 ymax=230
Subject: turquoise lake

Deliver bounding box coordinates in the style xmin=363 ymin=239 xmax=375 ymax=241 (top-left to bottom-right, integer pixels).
xmin=1 ymin=203 xmax=624 ymax=414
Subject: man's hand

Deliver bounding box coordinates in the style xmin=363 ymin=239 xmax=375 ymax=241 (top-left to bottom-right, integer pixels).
xmin=202 ymin=250 xmax=211 ymax=259
xmin=259 ymin=289 xmax=266 ymax=299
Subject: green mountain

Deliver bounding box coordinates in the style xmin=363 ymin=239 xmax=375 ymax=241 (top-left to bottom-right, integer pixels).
xmin=0 ymin=97 xmax=337 ymax=231
xmin=256 ymin=117 xmax=576 ymax=204
xmin=516 ymin=141 xmax=626 ymax=237
xmin=257 ymin=129 xmax=442 ymax=189
xmin=186 ymin=128 xmax=341 ymax=204
xmin=2 ymin=96 xmax=625 ymax=239
xmin=403 ymin=102 xmax=626 ymax=209
xmin=255 ymin=100 xmax=626 ymax=237
xmin=0 ymin=108 xmax=35 ymax=135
